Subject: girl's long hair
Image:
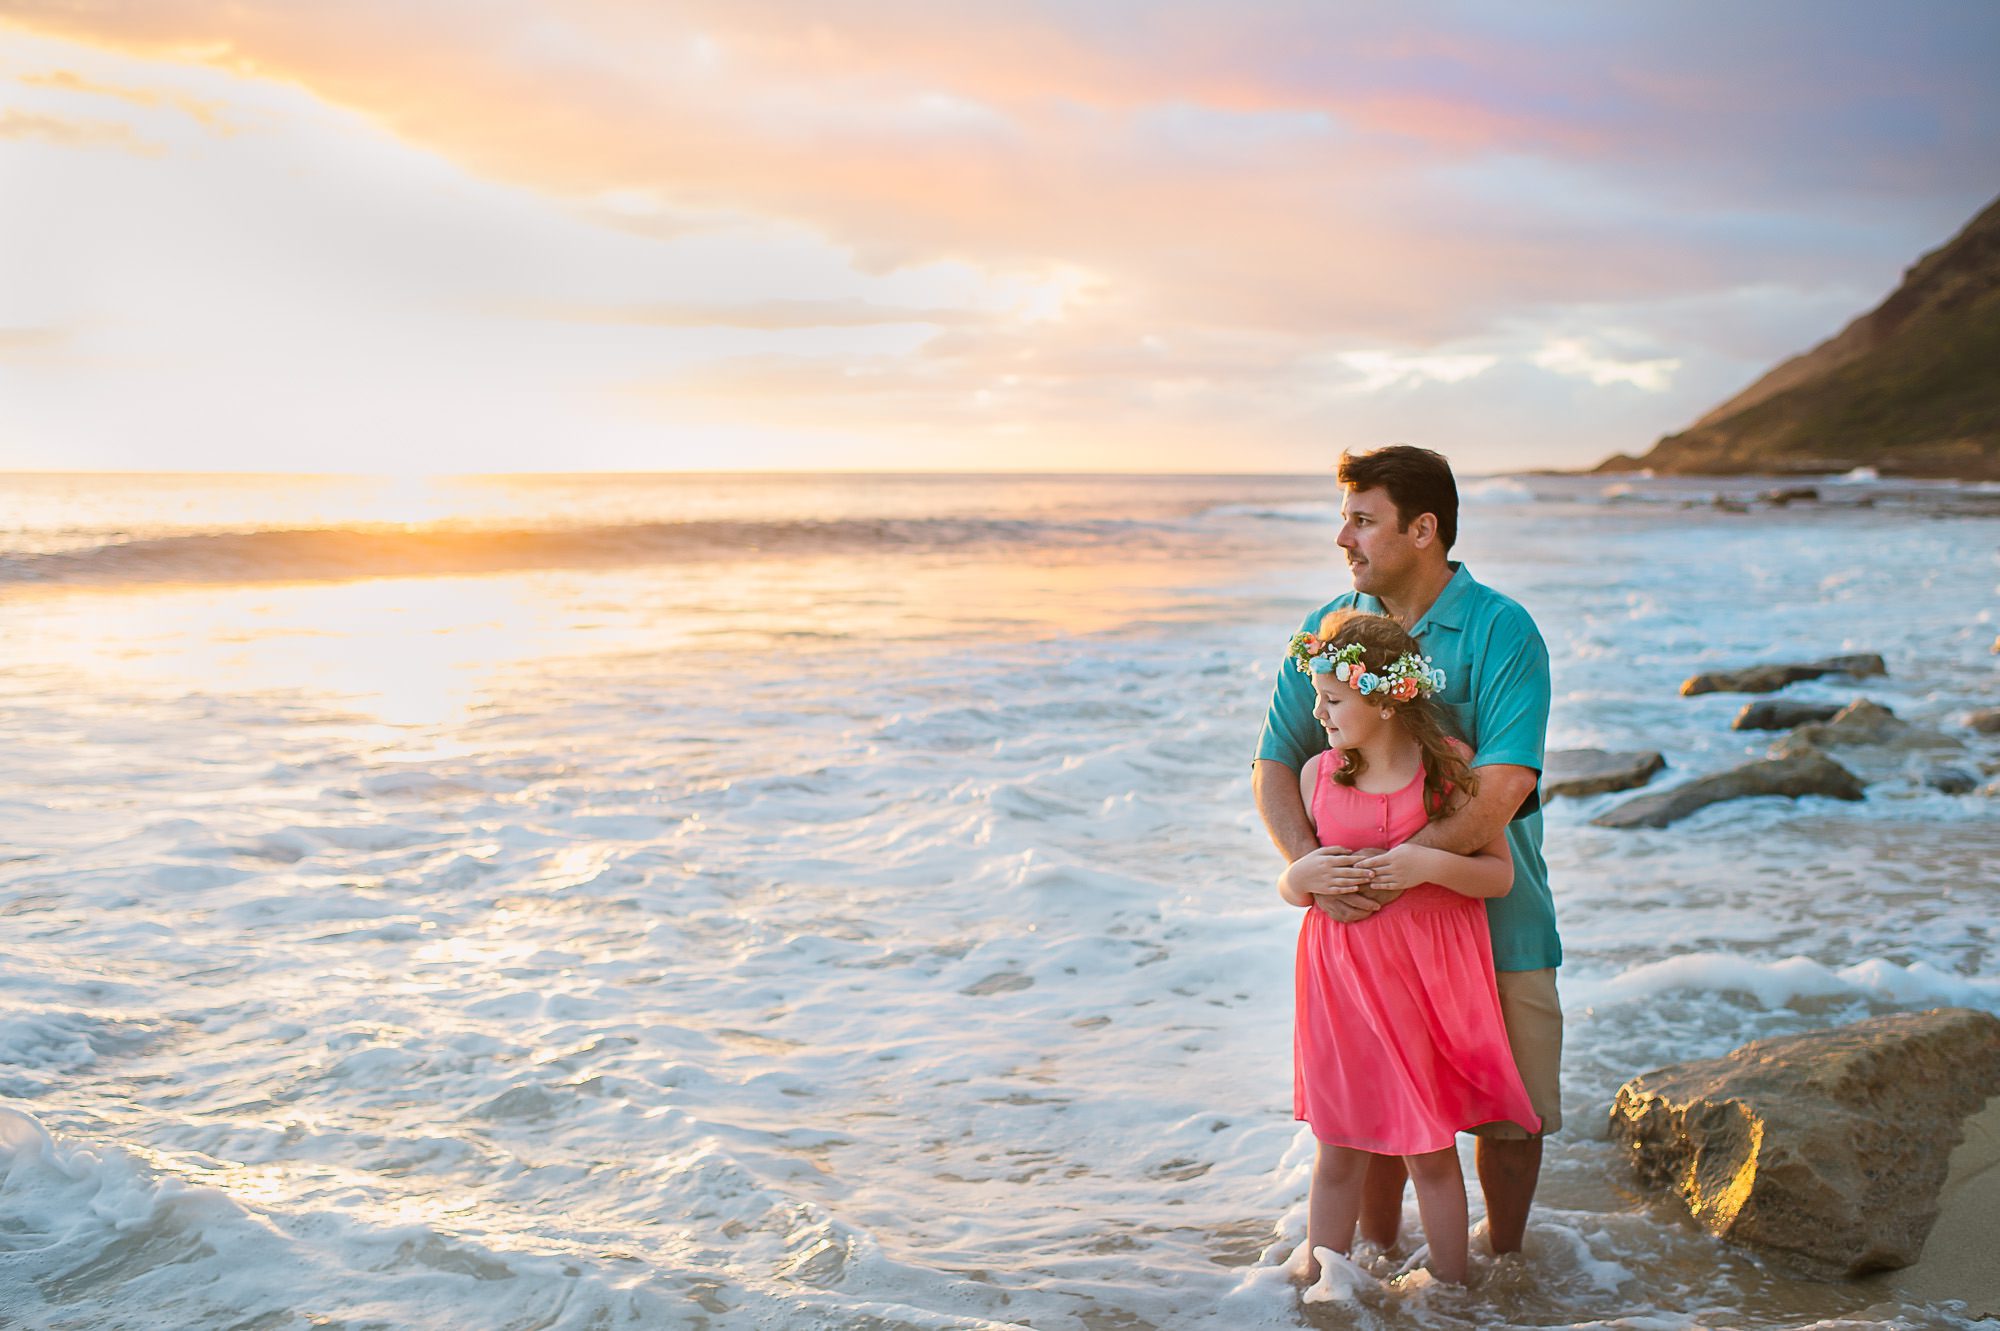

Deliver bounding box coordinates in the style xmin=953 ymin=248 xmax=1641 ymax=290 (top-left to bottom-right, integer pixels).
xmin=1316 ymin=610 xmax=1476 ymax=816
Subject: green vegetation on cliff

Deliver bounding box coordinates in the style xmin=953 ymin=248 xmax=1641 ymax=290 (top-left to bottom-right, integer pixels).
xmin=1599 ymin=193 xmax=2000 ymax=479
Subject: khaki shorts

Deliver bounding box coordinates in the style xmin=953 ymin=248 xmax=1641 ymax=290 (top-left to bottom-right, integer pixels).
xmin=1470 ymin=968 xmax=1563 ymax=1139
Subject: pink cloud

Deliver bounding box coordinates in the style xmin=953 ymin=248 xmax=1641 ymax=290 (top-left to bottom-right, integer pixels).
xmin=5 ymin=2 xmax=1990 ymax=470
xmin=0 ymin=6 xmax=1844 ymax=330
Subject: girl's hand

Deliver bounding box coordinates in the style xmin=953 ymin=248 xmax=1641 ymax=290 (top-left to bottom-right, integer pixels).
xmin=1279 ymin=846 xmax=1384 ymax=906
xmin=1351 ymin=845 xmax=1430 ymax=893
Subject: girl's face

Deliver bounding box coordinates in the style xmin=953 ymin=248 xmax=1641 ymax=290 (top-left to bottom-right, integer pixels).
xmin=1311 ymin=671 xmax=1389 ymax=750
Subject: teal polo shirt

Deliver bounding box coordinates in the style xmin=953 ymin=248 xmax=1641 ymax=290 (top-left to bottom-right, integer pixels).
xmin=1255 ymin=562 xmax=1560 ymax=972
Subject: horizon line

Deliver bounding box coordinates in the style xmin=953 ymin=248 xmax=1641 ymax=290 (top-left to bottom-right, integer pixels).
xmin=0 ymin=465 xmax=1561 ymax=480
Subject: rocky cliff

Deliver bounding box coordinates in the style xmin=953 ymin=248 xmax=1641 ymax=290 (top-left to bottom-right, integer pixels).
xmin=1597 ymin=193 xmax=2000 ymax=479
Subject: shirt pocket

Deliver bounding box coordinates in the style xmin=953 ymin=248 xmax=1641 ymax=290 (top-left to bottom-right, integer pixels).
xmin=1436 ymin=682 xmax=1477 ymax=748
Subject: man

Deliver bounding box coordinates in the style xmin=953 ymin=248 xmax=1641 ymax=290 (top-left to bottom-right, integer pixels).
xmin=1254 ymin=444 xmax=1560 ymax=1257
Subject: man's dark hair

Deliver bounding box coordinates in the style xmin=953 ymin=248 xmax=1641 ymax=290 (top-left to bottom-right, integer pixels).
xmin=1336 ymin=445 xmax=1458 ymax=553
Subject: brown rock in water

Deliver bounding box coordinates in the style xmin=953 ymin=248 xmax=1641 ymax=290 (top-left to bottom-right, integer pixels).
xmin=1925 ymin=765 xmax=1978 ymax=795
xmin=1609 ymin=1008 xmax=2000 ymax=1274
xmin=1733 ymin=699 xmax=1844 ymax=731
xmin=1591 ymin=751 xmax=1864 ymax=829
xmin=1544 ymin=749 xmax=1666 ymax=799
xmin=1769 ymin=699 xmax=1963 ymax=758
xmin=1967 ymin=707 xmax=2000 ymax=735
xmin=1681 ymin=654 xmax=1887 ymax=696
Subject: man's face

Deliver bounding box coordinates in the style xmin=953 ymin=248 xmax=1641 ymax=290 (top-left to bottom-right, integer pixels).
xmin=1337 ymin=486 xmax=1428 ymax=597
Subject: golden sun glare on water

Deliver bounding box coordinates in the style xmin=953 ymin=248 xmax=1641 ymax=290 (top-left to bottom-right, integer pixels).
xmin=2 ymin=475 xmax=595 ymax=733
xmin=21 ymin=577 xmax=551 ymax=734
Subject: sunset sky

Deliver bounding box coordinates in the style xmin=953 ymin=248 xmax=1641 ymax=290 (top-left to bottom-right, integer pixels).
xmin=2 ymin=3 xmax=1996 ymax=474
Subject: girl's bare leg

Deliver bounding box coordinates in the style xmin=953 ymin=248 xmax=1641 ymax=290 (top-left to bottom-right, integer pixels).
xmin=1304 ymin=1142 xmax=1370 ymax=1282
xmin=1403 ymin=1146 xmax=1469 ymax=1284
xmin=1359 ymin=1153 xmax=1408 ymax=1248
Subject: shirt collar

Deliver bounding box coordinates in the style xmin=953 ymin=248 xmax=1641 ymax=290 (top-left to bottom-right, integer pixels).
xmin=1409 ymin=562 xmax=1475 ymax=635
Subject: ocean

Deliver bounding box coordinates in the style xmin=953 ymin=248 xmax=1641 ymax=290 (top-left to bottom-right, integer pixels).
xmin=1 ymin=470 xmax=1995 ymax=1330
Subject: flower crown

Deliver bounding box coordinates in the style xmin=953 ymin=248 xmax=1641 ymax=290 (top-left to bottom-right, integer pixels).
xmin=1287 ymin=633 xmax=1447 ymax=703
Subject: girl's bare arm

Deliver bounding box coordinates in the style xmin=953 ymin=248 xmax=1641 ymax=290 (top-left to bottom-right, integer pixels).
xmin=1352 ymin=829 xmax=1513 ymax=899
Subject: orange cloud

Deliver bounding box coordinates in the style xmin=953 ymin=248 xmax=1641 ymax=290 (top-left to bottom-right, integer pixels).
xmin=0 ymin=325 xmax=74 ymax=355
xmin=0 ymin=2 xmax=1741 ymax=348
xmin=5 ymin=5 xmax=1986 ymax=471
xmin=623 ymin=306 xmax=1348 ymax=470
xmin=20 ymin=67 xmax=226 ymax=124
xmin=0 ymin=106 xmax=162 ymax=153
xmin=509 ymin=299 xmax=987 ymax=330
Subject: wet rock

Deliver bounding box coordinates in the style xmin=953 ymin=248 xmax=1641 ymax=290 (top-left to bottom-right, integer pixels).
xmin=1966 ymin=707 xmax=2000 ymax=735
xmin=1685 ymin=664 xmax=1813 ymax=695
xmin=1591 ymin=751 xmax=1864 ymax=829
xmin=1769 ymin=700 xmax=1962 ymax=758
xmin=1712 ymin=497 xmax=1751 ymax=514
xmin=1762 ymin=486 xmax=1820 ymax=506
xmin=1609 ymin=1008 xmax=2000 ymax=1275
xmin=961 ymin=970 xmax=1034 ymax=996
xmin=1681 ymin=654 xmax=1887 ymax=696
xmin=1732 ymin=699 xmax=1844 ymax=731
xmin=1544 ymin=749 xmax=1666 ymax=799
xmin=470 ymin=1083 xmax=563 ymax=1121
xmin=1925 ymin=766 xmax=1979 ymax=795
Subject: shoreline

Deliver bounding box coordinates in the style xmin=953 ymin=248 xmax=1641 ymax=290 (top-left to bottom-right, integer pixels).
xmin=1537 ymin=463 xmax=2000 ymax=484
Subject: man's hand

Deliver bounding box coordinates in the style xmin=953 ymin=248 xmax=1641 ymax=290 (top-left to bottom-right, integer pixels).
xmin=1314 ymin=884 xmax=1402 ymax=921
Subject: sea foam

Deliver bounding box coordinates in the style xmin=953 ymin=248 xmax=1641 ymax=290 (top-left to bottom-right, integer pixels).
xmin=2 ymin=472 xmax=1994 ymax=1330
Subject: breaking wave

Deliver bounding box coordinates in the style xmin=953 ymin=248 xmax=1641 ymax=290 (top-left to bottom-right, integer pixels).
xmin=0 ymin=515 xmax=1148 ymax=588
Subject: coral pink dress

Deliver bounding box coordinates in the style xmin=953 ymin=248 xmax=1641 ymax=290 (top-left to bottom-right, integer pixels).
xmin=1294 ymin=746 xmax=1541 ymax=1154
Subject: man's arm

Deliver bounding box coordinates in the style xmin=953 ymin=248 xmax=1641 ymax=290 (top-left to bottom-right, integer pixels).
xmin=1254 ymin=758 xmax=1319 ymax=863
xmin=1355 ymin=827 xmax=1512 ymax=899
xmin=1404 ymin=763 xmax=1539 ymax=856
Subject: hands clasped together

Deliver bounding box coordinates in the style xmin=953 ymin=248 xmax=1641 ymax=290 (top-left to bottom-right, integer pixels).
xmin=1277 ymin=844 xmax=1416 ymax=921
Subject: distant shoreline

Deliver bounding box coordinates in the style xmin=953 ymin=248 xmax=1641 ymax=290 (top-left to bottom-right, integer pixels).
xmin=1579 ymin=459 xmax=2000 ymax=482
xmin=7 ymin=465 xmax=2000 ymax=484
xmin=1528 ymin=464 xmax=1998 ymax=484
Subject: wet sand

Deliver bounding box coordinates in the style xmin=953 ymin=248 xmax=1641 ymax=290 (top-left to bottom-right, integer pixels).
xmin=1884 ymin=1095 xmax=2000 ymax=1319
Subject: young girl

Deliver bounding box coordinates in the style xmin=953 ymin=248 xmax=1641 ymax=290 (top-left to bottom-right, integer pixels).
xmin=1276 ymin=610 xmax=1540 ymax=1286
